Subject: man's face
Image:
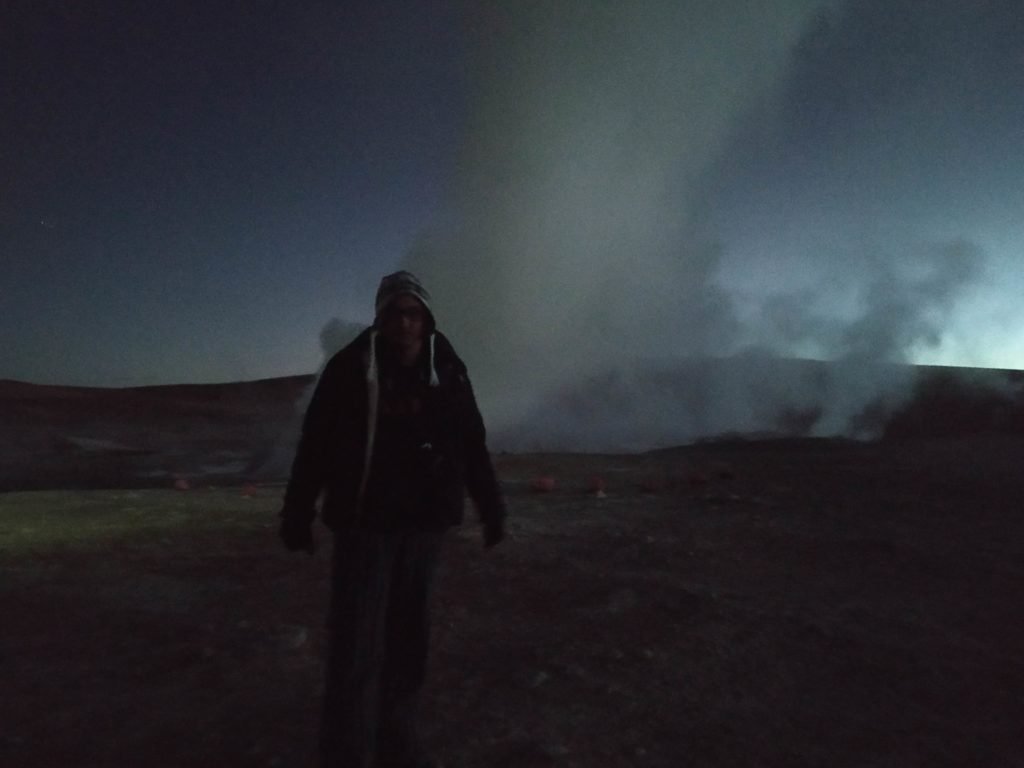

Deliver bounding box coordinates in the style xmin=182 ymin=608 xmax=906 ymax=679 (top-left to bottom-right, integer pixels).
xmin=379 ymin=294 xmax=428 ymax=352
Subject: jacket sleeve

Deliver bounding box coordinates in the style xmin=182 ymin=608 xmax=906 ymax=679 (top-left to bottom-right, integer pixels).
xmin=281 ymin=358 xmax=346 ymax=524
xmin=459 ymin=371 xmax=506 ymax=527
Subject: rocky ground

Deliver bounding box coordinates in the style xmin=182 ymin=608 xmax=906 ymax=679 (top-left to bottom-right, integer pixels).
xmin=2 ymin=436 xmax=1022 ymax=767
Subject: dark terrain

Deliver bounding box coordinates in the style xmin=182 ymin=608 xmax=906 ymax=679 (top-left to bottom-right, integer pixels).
xmin=0 ymin=375 xmax=312 ymax=492
xmin=1 ymin=370 xmax=1022 ymax=766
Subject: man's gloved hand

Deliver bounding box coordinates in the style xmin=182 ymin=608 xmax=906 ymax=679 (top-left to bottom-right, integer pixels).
xmin=279 ymin=515 xmax=315 ymax=554
xmin=483 ymin=518 xmax=504 ymax=549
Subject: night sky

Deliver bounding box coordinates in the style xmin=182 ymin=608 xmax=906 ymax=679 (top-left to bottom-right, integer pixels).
xmin=3 ymin=1 xmax=1022 ymax=388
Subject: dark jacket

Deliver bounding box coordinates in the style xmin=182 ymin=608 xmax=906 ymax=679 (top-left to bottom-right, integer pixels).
xmin=281 ymin=328 xmax=505 ymax=533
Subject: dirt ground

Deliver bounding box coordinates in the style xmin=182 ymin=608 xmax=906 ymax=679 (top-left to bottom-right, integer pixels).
xmin=1 ymin=437 xmax=1023 ymax=767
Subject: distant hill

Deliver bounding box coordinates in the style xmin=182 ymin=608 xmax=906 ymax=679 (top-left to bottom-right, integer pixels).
xmin=1 ymin=360 xmax=1021 ymax=491
xmin=494 ymin=357 xmax=1024 ymax=451
xmin=881 ymin=366 xmax=1024 ymax=439
xmin=0 ymin=375 xmax=313 ymax=491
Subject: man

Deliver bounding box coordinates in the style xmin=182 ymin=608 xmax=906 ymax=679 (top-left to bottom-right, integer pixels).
xmin=278 ymin=270 xmax=505 ymax=768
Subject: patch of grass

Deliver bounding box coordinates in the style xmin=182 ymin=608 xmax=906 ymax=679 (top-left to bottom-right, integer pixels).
xmin=0 ymin=487 xmax=279 ymax=554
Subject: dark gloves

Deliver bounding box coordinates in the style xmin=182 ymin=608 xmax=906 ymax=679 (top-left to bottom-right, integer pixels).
xmin=279 ymin=514 xmax=315 ymax=554
xmin=483 ymin=518 xmax=504 ymax=549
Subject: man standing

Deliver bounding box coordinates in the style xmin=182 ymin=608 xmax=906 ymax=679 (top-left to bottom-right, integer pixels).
xmin=278 ymin=271 xmax=505 ymax=768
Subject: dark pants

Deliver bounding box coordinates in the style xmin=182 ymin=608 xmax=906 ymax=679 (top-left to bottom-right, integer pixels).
xmin=319 ymin=528 xmax=444 ymax=768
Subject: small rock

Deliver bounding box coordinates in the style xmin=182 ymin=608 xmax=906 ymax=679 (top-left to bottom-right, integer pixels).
xmin=530 ymin=670 xmax=550 ymax=688
xmin=712 ymin=461 xmax=735 ymax=481
xmin=687 ymin=470 xmax=709 ymax=489
xmin=565 ymin=663 xmax=587 ymax=679
xmin=607 ymin=588 xmax=636 ymax=613
xmin=280 ymin=625 xmax=308 ymax=651
xmin=639 ymin=476 xmax=668 ymax=493
xmin=541 ymin=742 xmax=570 ymax=758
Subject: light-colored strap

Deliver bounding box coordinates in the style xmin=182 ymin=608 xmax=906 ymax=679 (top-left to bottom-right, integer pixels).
xmin=353 ymin=330 xmax=380 ymax=522
xmin=429 ymin=333 xmax=440 ymax=387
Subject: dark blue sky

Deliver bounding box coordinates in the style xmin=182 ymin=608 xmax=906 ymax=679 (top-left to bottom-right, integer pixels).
xmin=2 ymin=1 xmax=465 ymax=384
xmin=3 ymin=1 xmax=1023 ymax=385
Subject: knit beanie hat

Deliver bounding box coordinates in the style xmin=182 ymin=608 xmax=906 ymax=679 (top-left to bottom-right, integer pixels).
xmin=374 ymin=270 xmax=435 ymax=328
xmin=368 ymin=270 xmax=440 ymax=388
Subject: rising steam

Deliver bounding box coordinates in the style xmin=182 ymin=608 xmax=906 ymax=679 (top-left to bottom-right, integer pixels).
xmin=399 ymin=1 xmax=987 ymax=450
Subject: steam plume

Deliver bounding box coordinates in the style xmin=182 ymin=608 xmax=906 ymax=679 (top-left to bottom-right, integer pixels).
xmin=401 ymin=1 xmax=987 ymax=450
xmin=404 ymin=3 xmax=834 ymax=428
